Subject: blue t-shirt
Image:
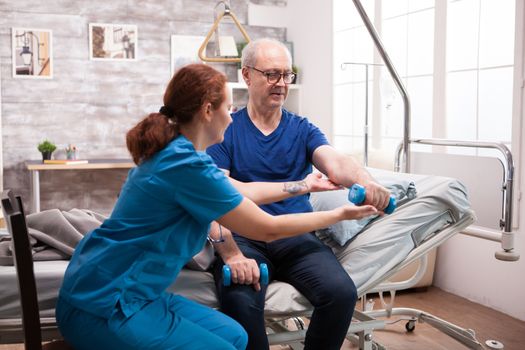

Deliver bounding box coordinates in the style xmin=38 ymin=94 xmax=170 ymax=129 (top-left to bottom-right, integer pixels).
xmin=207 ymin=108 xmax=328 ymax=215
xmin=59 ymin=135 xmax=243 ymax=319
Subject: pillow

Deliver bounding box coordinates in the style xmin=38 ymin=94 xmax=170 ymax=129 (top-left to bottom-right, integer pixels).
xmin=310 ymin=179 xmax=416 ymax=246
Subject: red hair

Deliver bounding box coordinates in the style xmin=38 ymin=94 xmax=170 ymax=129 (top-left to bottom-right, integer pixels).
xmin=126 ymin=64 xmax=227 ymax=164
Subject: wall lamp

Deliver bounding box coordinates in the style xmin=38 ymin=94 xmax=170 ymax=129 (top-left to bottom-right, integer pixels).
xmin=17 ymin=31 xmax=44 ymax=66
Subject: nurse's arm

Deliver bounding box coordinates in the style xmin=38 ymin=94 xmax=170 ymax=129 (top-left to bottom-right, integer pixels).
xmin=220 ymin=169 xmax=341 ymax=205
xmin=217 ymin=197 xmax=377 ymax=243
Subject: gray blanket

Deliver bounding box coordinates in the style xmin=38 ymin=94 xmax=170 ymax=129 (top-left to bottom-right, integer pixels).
xmin=0 ymin=209 xmax=106 ymax=266
xmin=0 ymin=208 xmax=214 ymax=271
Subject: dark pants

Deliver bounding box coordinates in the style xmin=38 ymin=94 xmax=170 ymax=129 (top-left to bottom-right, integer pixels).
xmin=213 ymin=233 xmax=358 ymax=350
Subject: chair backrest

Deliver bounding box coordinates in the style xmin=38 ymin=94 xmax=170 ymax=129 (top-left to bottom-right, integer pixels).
xmin=1 ymin=190 xmax=42 ymax=349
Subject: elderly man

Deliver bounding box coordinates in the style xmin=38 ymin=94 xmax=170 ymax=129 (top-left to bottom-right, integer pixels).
xmin=207 ymin=38 xmax=390 ymax=350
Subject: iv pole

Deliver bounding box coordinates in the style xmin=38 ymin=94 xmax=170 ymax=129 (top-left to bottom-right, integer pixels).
xmin=341 ymin=62 xmax=383 ymax=167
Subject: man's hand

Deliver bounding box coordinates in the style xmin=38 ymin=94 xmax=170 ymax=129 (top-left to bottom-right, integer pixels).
xmin=224 ymin=254 xmax=262 ymax=291
xmin=303 ymin=172 xmax=342 ymax=193
xmin=362 ymin=181 xmax=391 ymax=212
xmin=210 ymin=222 xmax=262 ymax=291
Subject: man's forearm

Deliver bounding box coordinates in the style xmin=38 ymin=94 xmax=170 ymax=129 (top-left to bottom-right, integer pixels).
xmin=282 ymin=180 xmax=308 ymax=194
xmin=313 ymin=145 xmax=390 ymax=209
xmin=209 ymin=223 xmax=244 ymax=262
xmin=313 ymin=145 xmax=378 ymax=187
xmin=229 ymin=178 xmax=309 ymax=205
xmin=330 ymin=155 xmax=373 ymax=188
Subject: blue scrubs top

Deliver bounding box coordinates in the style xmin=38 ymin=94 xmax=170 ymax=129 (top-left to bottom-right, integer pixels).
xmin=59 ymin=135 xmax=243 ymax=319
xmin=207 ymin=108 xmax=328 ymax=216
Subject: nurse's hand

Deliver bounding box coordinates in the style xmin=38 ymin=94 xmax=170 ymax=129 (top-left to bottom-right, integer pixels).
xmin=337 ymin=204 xmax=379 ymax=220
xmin=304 ymin=172 xmax=342 ymax=193
xmin=224 ymin=254 xmax=262 ymax=291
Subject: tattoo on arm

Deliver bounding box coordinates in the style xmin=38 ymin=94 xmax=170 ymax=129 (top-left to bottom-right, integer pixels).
xmin=283 ymin=181 xmax=308 ymax=194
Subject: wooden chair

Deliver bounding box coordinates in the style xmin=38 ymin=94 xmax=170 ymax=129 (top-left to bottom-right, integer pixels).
xmin=1 ymin=190 xmax=70 ymax=349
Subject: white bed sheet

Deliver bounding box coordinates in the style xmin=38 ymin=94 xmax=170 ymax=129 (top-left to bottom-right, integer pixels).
xmin=0 ymin=260 xmax=68 ymax=318
xmin=0 ymin=169 xmax=472 ymax=319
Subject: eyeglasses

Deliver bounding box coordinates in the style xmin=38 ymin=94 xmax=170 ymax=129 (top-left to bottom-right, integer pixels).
xmin=246 ymin=66 xmax=296 ymax=84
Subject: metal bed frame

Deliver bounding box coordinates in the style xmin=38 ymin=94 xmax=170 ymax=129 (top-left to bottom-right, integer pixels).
xmin=266 ymin=212 xmax=476 ymax=350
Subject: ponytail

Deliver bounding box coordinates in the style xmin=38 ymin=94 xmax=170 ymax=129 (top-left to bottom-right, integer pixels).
xmin=126 ymin=113 xmax=178 ymax=165
xmin=126 ymin=63 xmax=227 ymax=164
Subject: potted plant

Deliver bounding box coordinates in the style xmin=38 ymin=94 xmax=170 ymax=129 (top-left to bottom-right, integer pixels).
xmin=37 ymin=140 xmax=57 ymax=161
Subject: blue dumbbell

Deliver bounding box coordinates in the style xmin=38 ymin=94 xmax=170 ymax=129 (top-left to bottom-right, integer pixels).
xmin=348 ymin=184 xmax=396 ymax=214
xmin=223 ymin=263 xmax=269 ymax=286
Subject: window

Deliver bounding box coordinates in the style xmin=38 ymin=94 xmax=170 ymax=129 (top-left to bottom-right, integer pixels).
xmin=333 ymin=0 xmax=515 ymax=159
xmin=333 ymin=0 xmax=375 ymax=158
xmin=446 ymin=0 xmax=515 ymax=156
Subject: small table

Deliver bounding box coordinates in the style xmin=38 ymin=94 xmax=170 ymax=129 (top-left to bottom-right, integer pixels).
xmin=25 ymin=159 xmax=135 ymax=213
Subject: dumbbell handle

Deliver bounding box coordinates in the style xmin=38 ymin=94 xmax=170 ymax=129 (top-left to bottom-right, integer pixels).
xmin=223 ymin=263 xmax=269 ymax=286
xmin=348 ymin=184 xmax=396 ymax=214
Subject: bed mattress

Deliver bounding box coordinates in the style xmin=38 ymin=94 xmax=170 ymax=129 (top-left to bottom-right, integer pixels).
xmin=0 ymin=168 xmax=472 ymax=319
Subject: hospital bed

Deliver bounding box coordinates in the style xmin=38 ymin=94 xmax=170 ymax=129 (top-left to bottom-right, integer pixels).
xmin=0 ymin=167 xmax=479 ymax=349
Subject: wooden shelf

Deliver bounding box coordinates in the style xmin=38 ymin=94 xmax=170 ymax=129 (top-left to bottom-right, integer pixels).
xmin=25 ymin=158 xmax=134 ymax=171
xmin=25 ymin=158 xmax=135 ymax=213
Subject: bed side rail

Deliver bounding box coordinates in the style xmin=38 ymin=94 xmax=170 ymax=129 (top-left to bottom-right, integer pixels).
xmin=394 ymin=139 xmax=519 ymax=262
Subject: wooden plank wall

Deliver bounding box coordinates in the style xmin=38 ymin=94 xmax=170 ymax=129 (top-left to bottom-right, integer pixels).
xmin=0 ymin=0 xmax=286 ymax=214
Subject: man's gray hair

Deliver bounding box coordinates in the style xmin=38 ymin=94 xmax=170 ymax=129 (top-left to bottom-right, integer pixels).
xmin=241 ymin=38 xmax=292 ymax=67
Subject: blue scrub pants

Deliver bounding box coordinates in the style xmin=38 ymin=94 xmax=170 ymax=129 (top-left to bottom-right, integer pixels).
xmin=213 ymin=233 xmax=358 ymax=350
xmin=56 ymin=293 xmax=247 ymax=350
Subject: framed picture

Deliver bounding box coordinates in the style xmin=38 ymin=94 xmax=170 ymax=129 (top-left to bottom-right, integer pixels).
xmin=89 ymin=23 xmax=137 ymax=60
xmin=170 ymin=35 xmax=204 ymax=77
xmin=12 ymin=28 xmax=53 ymax=79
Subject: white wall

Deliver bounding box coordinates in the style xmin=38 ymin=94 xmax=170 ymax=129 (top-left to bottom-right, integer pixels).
xmin=248 ymin=1 xmax=333 ymax=141
xmin=435 ymin=235 xmax=525 ymax=320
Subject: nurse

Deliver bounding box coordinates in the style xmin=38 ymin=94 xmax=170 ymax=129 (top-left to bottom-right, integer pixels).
xmin=56 ymin=63 xmax=377 ymax=350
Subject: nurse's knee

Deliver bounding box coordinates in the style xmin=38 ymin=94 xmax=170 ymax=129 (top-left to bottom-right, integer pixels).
xmin=231 ymin=325 xmax=248 ymax=350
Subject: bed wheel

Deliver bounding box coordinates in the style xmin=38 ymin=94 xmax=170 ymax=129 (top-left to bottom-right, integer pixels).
xmin=485 ymin=339 xmax=504 ymax=349
xmin=405 ymin=320 xmax=416 ymax=332
xmin=372 ymin=341 xmax=387 ymax=350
